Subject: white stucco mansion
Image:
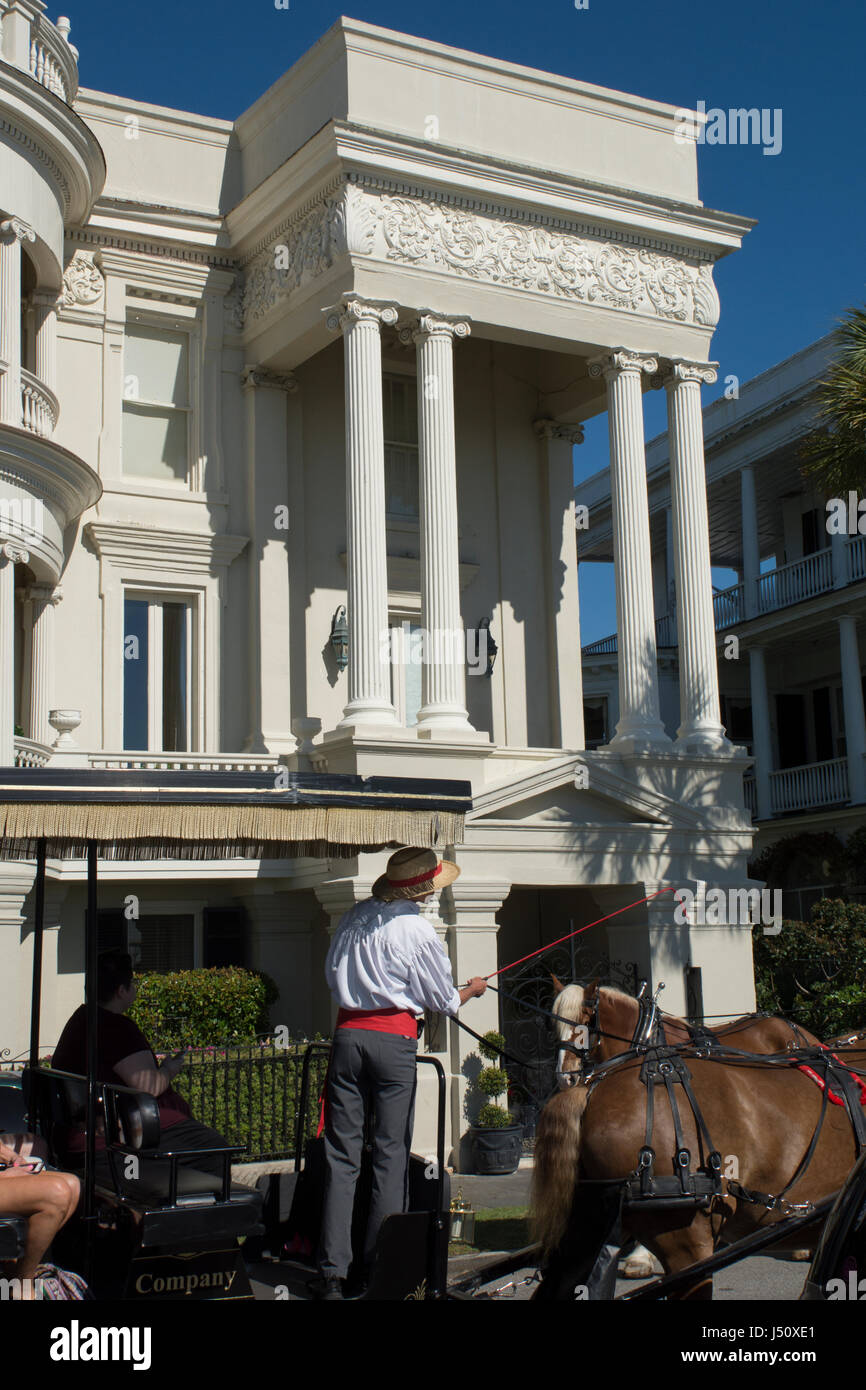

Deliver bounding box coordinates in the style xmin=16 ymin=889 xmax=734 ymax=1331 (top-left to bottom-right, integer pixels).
xmin=0 ymin=7 xmax=760 ymax=1157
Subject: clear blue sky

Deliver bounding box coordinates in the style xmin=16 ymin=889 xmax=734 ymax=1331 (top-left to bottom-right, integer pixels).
xmin=70 ymin=0 xmax=864 ymax=641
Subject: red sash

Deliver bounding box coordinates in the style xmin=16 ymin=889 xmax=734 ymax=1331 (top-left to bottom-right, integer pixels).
xmin=335 ymin=1006 xmax=418 ymax=1038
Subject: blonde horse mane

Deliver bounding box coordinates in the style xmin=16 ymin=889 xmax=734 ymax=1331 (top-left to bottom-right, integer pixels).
xmin=552 ymin=981 xmax=687 ymax=1037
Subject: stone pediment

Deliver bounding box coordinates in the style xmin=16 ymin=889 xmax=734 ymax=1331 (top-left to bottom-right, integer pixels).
xmin=468 ymin=754 xmax=691 ymax=830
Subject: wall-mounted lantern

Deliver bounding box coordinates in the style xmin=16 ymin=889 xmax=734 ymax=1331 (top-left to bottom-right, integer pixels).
xmin=329 ymin=606 xmax=349 ymax=671
xmin=478 ymin=617 xmax=497 ymax=678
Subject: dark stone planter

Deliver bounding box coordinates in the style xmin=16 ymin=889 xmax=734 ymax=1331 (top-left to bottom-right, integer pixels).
xmin=468 ymin=1124 xmax=523 ymax=1176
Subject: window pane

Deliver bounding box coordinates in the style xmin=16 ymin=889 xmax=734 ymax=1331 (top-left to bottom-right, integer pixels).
xmin=162 ymin=602 xmax=188 ymax=752
xmin=125 ymin=323 xmax=188 ymax=405
xmin=384 ymin=445 xmax=420 ymax=517
xmin=383 ymin=375 xmax=419 ymax=517
xmin=128 ymin=915 xmax=194 ymax=973
xmin=122 ymin=403 xmax=188 ymax=481
xmin=123 ymin=598 xmax=149 ymax=750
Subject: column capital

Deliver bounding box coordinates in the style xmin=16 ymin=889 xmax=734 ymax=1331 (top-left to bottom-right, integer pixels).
xmin=23 ymin=582 xmax=62 ymax=605
xmin=662 ymin=359 xmax=718 ymax=388
xmin=31 ymin=289 xmax=65 ymax=311
xmin=534 ymin=418 xmax=585 ymax=445
xmin=0 ymin=217 xmax=35 ymax=247
xmin=0 ymin=540 xmax=29 ymax=565
xmin=324 ymin=293 xmax=398 ymax=334
xmin=240 ymin=365 xmax=299 ymax=394
xmin=588 ymin=348 xmax=658 ymax=381
xmin=398 ymin=312 xmax=471 ymax=345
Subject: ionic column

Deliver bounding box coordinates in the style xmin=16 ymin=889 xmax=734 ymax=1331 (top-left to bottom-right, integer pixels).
xmin=664 ymin=360 xmax=730 ymax=752
xmin=535 ymin=419 xmax=585 ymax=749
xmin=0 ymin=218 xmax=36 ymax=427
xmin=838 ymin=615 xmax=866 ymax=804
xmin=325 ymin=295 xmax=399 ymax=729
xmin=748 ymin=646 xmax=772 ymax=819
xmin=0 ymin=539 xmax=29 ymax=766
xmin=740 ymin=465 xmax=760 ymax=619
xmin=24 ymin=583 xmax=62 ymax=748
xmin=32 ymin=291 xmax=62 ymax=393
xmin=401 ymin=313 xmax=474 ymax=735
xmin=588 ymin=349 xmax=669 ymax=749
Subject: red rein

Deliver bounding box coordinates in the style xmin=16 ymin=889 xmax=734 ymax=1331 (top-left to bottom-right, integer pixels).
xmin=797 ymin=1043 xmax=866 ymax=1108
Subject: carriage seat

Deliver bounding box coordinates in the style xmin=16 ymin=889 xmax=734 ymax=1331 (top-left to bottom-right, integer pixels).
xmin=23 ymin=1067 xmax=263 ymax=1248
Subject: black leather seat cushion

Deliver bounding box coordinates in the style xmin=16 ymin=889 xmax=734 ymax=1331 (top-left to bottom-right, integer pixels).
xmin=92 ymin=1156 xmax=261 ymax=1208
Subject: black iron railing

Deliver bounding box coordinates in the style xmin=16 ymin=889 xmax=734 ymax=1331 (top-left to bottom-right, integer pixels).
xmin=160 ymin=1036 xmax=331 ymax=1164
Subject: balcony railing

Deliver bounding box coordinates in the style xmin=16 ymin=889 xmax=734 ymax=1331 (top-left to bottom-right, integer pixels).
xmin=27 ymin=14 xmax=79 ymax=104
xmin=743 ymin=756 xmax=849 ymax=818
xmin=713 ymin=584 xmax=744 ymax=630
xmin=582 ymin=614 xmax=675 ymax=658
xmin=89 ymin=752 xmax=280 ymax=773
xmin=756 ymin=549 xmax=833 ymax=614
xmin=13 ymin=737 xmax=52 ymax=768
xmin=848 ymin=535 xmax=866 ymax=583
xmin=20 ymin=370 xmax=58 ymax=437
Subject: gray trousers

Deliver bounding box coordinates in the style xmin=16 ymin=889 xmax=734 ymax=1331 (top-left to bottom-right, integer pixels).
xmin=319 ymin=1028 xmax=418 ymax=1280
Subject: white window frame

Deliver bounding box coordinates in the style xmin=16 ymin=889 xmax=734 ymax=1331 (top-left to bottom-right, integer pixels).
xmin=382 ymin=369 xmax=420 ymax=523
xmin=128 ymin=900 xmax=205 ymax=971
xmin=123 ymin=591 xmax=197 ymax=754
xmin=120 ymin=307 xmax=202 ymax=492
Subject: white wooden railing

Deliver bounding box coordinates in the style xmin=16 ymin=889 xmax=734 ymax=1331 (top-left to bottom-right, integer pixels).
xmin=582 ymin=614 xmax=676 ymax=657
xmin=769 ymin=757 xmax=849 ymax=813
xmin=757 ymin=550 xmax=833 ymax=614
xmin=848 ymin=535 xmax=866 ymax=583
xmin=742 ymin=776 xmax=757 ymax=816
xmin=20 ymin=370 xmax=58 ymax=437
xmin=713 ymin=583 xmax=744 ymax=630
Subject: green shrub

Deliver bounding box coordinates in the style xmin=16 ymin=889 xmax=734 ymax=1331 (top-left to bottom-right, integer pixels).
xmin=752 ymin=899 xmax=866 ymax=1036
xmin=477 ymin=1066 xmax=508 ymax=1097
xmin=129 ymin=967 xmax=267 ymax=1050
xmin=477 ymin=1104 xmax=514 ymax=1129
xmin=478 ymin=1030 xmax=505 ymax=1062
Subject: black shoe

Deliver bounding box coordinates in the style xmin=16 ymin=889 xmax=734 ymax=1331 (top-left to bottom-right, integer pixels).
xmin=308 ymin=1274 xmax=344 ymax=1301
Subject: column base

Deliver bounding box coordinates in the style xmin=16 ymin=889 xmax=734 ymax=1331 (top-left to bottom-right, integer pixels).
xmin=337 ymin=700 xmax=401 ymax=732
xmin=675 ymin=724 xmax=735 ymax=756
xmin=608 ymin=721 xmax=672 ymax=755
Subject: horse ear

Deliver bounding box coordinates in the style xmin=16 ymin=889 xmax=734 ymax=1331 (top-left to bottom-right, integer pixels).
xmin=585 ymin=976 xmax=600 ymax=998
xmin=550 ymin=973 xmax=565 ymax=994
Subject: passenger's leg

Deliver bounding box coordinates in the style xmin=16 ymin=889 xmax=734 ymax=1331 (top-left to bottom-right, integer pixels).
xmin=0 ymin=1170 xmax=78 ymax=1292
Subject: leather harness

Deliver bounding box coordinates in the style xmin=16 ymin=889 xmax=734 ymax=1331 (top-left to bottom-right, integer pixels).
xmin=579 ymin=989 xmax=866 ymax=1216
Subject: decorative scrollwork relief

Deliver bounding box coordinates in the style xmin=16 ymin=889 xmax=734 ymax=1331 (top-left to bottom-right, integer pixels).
xmin=62 ymin=249 xmax=104 ymax=307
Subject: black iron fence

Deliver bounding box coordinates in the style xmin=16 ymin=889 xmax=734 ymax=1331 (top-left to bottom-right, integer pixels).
xmin=167 ymin=1037 xmax=331 ymax=1163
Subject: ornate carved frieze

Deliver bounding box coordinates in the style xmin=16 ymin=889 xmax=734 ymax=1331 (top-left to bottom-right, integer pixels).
xmin=62 ymin=249 xmax=104 ymax=308
xmin=232 ymin=179 xmax=720 ymax=331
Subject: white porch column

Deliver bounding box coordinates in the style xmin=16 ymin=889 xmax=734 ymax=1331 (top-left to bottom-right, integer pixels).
xmin=402 ymin=313 xmax=474 ymax=736
xmin=665 ymin=360 xmax=729 ymax=752
xmin=748 ymin=645 xmax=772 ymax=819
xmin=0 ymin=539 xmax=29 ymax=765
xmin=325 ymin=295 xmax=400 ymax=730
xmin=740 ymin=464 xmax=760 ymax=619
xmin=442 ymin=880 xmax=510 ymax=1169
xmin=535 ymin=419 xmax=585 ymax=749
xmin=588 ymin=349 xmax=669 ymax=750
xmin=0 ymin=218 xmax=35 ymax=427
xmin=240 ymin=366 xmax=297 ymax=755
xmin=838 ymin=615 xmax=866 ymax=805
xmin=32 ymin=290 xmax=61 ymax=393
xmin=24 ymin=582 xmax=61 ymax=748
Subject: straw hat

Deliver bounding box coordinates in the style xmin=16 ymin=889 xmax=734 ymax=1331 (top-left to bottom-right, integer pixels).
xmin=372 ymin=847 xmax=460 ymax=902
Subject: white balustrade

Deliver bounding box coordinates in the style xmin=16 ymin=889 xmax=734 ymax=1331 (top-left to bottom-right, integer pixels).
xmin=742 ymin=775 xmax=757 ymax=816
xmin=13 ymin=736 xmax=52 ymax=768
xmin=19 ymin=370 xmax=58 ymax=437
xmin=757 ymin=550 xmax=833 ymax=614
xmin=713 ymin=583 xmax=744 ymax=630
xmin=28 ymin=15 xmax=79 ymax=103
xmin=90 ymin=752 xmax=280 ymax=773
xmin=769 ymin=757 xmax=849 ymax=813
xmin=848 ymin=535 xmax=866 ymax=583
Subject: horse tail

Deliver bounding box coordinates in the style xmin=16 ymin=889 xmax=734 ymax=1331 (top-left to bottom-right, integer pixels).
xmin=531 ymin=1085 xmax=589 ymax=1256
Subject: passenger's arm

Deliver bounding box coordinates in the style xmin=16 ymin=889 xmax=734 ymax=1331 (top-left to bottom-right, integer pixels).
xmin=113 ymin=1049 xmax=185 ymax=1098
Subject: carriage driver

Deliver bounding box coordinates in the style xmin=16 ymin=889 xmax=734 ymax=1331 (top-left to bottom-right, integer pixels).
xmin=310 ymin=847 xmax=488 ymax=1301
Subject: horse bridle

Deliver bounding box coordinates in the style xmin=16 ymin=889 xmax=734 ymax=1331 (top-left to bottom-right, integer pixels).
xmin=556 ymin=980 xmax=666 ymax=1087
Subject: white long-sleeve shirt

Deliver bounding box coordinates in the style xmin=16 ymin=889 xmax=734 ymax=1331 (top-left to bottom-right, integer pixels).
xmin=325 ymin=898 xmax=461 ymax=1017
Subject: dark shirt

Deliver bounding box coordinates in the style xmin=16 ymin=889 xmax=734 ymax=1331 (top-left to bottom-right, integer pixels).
xmin=52 ymin=1005 xmax=191 ymax=1152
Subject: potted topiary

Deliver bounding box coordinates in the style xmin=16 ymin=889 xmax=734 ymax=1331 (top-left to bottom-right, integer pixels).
xmin=468 ymin=1030 xmax=523 ymax=1175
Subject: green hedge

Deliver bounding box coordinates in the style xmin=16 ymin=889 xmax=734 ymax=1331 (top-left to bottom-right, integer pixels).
xmin=129 ymin=967 xmax=273 ymax=1050
xmin=752 ymin=898 xmax=866 ymax=1036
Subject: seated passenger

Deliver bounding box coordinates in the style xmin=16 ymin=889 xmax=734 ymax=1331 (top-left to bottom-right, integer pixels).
xmin=52 ymin=950 xmax=231 ymax=1179
xmin=0 ymin=1141 xmax=80 ymax=1299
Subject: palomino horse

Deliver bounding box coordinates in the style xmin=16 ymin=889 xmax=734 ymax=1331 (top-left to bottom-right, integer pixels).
xmin=532 ymin=983 xmax=865 ymax=1298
